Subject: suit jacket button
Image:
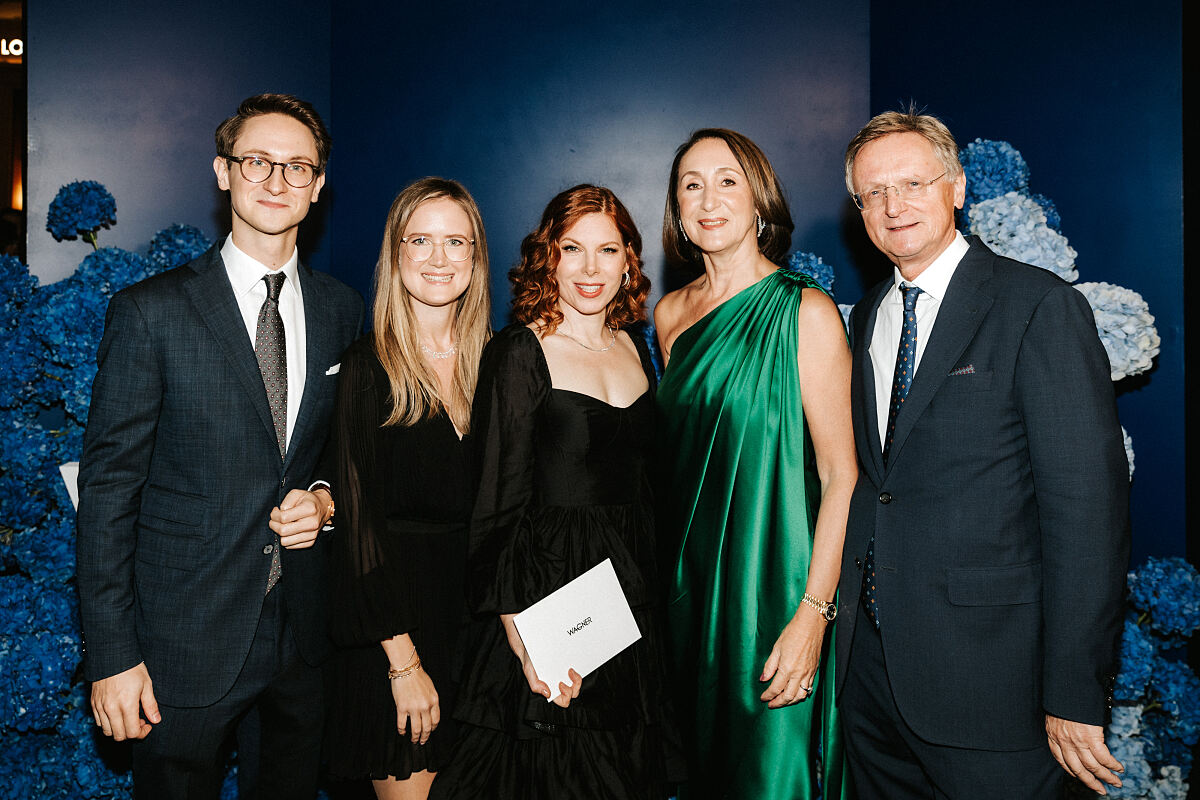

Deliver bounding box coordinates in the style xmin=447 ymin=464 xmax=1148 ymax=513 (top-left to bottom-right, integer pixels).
xmin=879 ymin=492 xmax=893 ymax=504
xmin=263 ymin=544 xmax=274 ymax=554
xmin=854 ymin=557 xmax=863 ymax=569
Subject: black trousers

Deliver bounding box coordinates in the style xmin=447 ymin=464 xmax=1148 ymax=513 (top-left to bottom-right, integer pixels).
xmin=840 ymin=603 xmax=1062 ymax=800
xmin=131 ymin=586 xmax=324 ymax=800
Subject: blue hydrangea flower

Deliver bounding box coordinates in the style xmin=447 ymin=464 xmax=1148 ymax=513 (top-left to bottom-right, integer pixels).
xmin=1122 ymin=426 xmax=1135 ymax=481
xmin=1074 ymin=282 xmax=1161 ymax=381
xmin=1148 ymin=660 xmax=1200 ymax=745
xmin=45 ymin=181 xmax=117 ymax=245
xmin=1148 ymin=766 xmax=1188 ymax=800
xmin=636 ymin=322 xmax=663 ymax=381
xmin=1116 ymin=617 xmax=1157 ymax=702
xmin=786 ymin=251 xmax=835 ymax=295
xmin=967 ymin=191 xmax=1078 ymax=282
xmin=0 ymin=255 xmax=37 ymax=327
xmin=74 ymin=247 xmax=156 ymax=300
xmin=1105 ymin=719 xmax=1154 ymax=798
xmin=1128 ymin=557 xmax=1200 ymax=640
xmin=1028 ymin=192 xmax=1062 ymax=233
xmin=959 ymin=138 xmax=1030 ymax=217
xmin=1143 ymin=712 xmax=1195 ymax=777
xmin=149 ymin=224 xmax=212 ymax=270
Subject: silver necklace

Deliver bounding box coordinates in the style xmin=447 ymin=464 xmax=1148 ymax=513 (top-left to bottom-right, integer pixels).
xmin=561 ymin=326 xmax=617 ymax=353
xmin=420 ymin=341 xmax=457 ymax=359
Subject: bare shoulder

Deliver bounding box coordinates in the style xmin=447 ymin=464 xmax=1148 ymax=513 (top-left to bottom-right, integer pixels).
xmin=797 ymin=287 xmax=847 ymax=337
xmin=654 ymin=278 xmax=706 ymax=359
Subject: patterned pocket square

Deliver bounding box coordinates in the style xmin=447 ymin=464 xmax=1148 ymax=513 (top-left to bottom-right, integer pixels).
xmin=948 ymin=364 xmax=975 ymax=376
xmin=325 ymin=363 xmax=341 ymax=376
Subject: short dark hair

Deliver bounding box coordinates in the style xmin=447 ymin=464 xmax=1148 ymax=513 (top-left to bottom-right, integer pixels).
xmin=662 ymin=128 xmax=794 ymax=269
xmin=214 ymin=93 xmax=331 ymax=170
xmin=510 ymin=184 xmax=649 ymax=335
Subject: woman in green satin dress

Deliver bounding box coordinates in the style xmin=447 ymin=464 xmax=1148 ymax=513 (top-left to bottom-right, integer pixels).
xmin=654 ymin=129 xmax=856 ymax=799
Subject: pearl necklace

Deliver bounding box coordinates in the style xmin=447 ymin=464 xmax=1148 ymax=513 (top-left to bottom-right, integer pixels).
xmin=420 ymin=341 xmax=457 ymax=359
xmin=560 ymin=326 xmax=617 ymax=353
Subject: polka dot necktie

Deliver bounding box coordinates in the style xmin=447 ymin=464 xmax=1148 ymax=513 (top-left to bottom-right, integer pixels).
xmin=862 ymin=282 xmax=922 ymax=628
xmin=256 ymin=271 xmax=287 ymax=593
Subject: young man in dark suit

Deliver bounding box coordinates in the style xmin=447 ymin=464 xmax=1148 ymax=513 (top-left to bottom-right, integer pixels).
xmin=835 ymin=110 xmax=1130 ymax=799
xmin=76 ymin=93 xmax=363 ymax=798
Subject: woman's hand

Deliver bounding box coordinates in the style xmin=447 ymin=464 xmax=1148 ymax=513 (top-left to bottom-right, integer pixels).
xmin=500 ymin=614 xmax=583 ymax=707
xmin=759 ymin=607 xmax=828 ymax=708
xmin=391 ymin=667 xmax=439 ymax=745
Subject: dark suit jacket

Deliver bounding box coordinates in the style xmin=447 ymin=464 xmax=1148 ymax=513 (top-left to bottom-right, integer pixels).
xmin=835 ymin=238 xmax=1129 ymax=751
xmin=76 ymin=244 xmax=363 ymax=707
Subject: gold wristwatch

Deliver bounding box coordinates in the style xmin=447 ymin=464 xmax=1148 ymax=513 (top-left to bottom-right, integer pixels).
xmin=801 ymin=592 xmax=837 ymax=621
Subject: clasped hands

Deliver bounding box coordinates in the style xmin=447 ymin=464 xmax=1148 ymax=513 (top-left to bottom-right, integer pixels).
xmin=90 ymin=489 xmax=334 ymax=741
xmin=268 ymin=487 xmax=333 ymax=549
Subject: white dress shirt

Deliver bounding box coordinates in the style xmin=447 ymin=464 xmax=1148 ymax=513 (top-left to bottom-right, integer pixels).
xmin=870 ymin=231 xmax=970 ymax=452
xmin=222 ymin=235 xmax=307 ymax=452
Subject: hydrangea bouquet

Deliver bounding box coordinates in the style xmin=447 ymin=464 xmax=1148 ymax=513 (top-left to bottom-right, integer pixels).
xmin=1104 ymin=557 xmax=1200 ymax=798
xmin=1 ymin=183 xmax=210 ymax=798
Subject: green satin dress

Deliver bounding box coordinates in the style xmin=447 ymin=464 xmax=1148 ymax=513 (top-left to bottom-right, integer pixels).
xmin=658 ymin=268 xmax=847 ymax=800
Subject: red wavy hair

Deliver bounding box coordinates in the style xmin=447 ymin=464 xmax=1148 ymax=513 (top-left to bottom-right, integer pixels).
xmin=510 ymin=184 xmax=649 ymax=335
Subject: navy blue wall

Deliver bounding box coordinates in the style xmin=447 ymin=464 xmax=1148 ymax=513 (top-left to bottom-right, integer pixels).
xmin=328 ymin=1 xmax=871 ymax=318
xmin=25 ymin=1 xmax=1181 ymax=561
xmin=26 ymin=0 xmax=332 ymax=284
xmin=867 ymin=0 xmax=1184 ymax=561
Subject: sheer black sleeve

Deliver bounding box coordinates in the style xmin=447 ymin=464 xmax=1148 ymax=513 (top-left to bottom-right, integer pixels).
xmin=325 ymin=338 xmax=418 ymax=646
xmin=466 ymin=326 xmax=551 ymax=615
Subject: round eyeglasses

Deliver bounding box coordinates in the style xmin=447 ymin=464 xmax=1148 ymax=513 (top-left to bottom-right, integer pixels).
xmin=223 ymin=154 xmax=322 ymax=188
xmin=852 ymin=171 xmax=947 ymax=211
xmin=400 ymin=235 xmax=475 ymax=263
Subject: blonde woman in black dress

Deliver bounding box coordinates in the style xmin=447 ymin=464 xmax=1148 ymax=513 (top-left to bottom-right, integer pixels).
xmin=321 ymin=177 xmax=490 ymax=799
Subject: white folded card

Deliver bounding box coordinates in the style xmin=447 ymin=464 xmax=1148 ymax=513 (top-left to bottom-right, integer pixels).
xmin=513 ymin=558 xmax=642 ymax=703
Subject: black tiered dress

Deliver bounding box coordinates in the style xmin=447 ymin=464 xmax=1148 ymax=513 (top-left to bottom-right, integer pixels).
xmin=323 ymin=337 xmax=473 ymax=781
xmin=429 ymin=324 xmax=676 ymax=800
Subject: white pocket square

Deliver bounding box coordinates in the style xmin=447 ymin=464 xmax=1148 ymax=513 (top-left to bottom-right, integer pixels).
xmin=325 ymin=363 xmax=340 ymax=376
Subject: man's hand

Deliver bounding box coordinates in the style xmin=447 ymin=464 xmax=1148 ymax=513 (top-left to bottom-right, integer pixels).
xmin=91 ymin=662 xmax=160 ymax=741
xmin=1046 ymin=714 xmax=1123 ymax=795
xmin=269 ymin=488 xmax=329 ymax=549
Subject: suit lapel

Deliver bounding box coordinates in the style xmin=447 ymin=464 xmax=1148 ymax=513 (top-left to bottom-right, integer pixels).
xmin=183 ymin=246 xmax=279 ymax=445
xmin=854 ymin=281 xmax=889 ymax=484
xmin=884 ymin=242 xmax=995 ymax=470
xmin=284 ymin=264 xmax=332 ymax=470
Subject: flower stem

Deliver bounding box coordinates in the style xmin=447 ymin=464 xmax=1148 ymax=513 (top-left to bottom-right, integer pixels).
xmin=84 ymin=231 xmax=98 ymax=250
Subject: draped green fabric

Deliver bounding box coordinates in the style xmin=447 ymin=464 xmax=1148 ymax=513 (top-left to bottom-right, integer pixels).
xmin=658 ymin=269 xmax=847 ymax=800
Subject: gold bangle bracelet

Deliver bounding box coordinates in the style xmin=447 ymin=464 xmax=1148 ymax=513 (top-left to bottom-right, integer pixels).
xmin=388 ymin=657 xmax=422 ymax=680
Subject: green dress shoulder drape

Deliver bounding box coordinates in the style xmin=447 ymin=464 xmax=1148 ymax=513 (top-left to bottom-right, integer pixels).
xmin=657 ymin=268 xmax=847 ymax=800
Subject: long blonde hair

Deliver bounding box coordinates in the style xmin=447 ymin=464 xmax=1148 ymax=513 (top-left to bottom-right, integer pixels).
xmin=371 ymin=178 xmax=490 ymax=432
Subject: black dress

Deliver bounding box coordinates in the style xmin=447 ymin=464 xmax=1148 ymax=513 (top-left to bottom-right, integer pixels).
xmin=323 ymin=336 xmax=473 ymax=781
xmin=429 ymin=325 xmax=678 ymax=800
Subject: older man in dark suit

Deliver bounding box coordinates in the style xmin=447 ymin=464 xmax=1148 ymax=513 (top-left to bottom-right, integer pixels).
xmin=76 ymin=94 xmax=362 ymax=799
xmin=835 ymin=110 xmax=1130 ymax=799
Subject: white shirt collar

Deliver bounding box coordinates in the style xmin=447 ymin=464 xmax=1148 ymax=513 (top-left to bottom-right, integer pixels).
xmin=892 ymin=231 xmax=969 ymax=301
xmin=221 ymin=235 xmax=300 ymax=299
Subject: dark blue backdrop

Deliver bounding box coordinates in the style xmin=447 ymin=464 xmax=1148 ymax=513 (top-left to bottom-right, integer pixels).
xmin=328 ymin=1 xmax=871 ymax=316
xmin=26 ymin=0 xmax=333 ymax=283
xmin=866 ymin=0 xmax=1184 ymax=563
xmin=24 ymin=1 xmax=1183 ymax=560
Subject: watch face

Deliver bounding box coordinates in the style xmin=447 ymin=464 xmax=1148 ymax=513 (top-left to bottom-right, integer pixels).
xmin=822 ymin=605 xmax=838 ymax=621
